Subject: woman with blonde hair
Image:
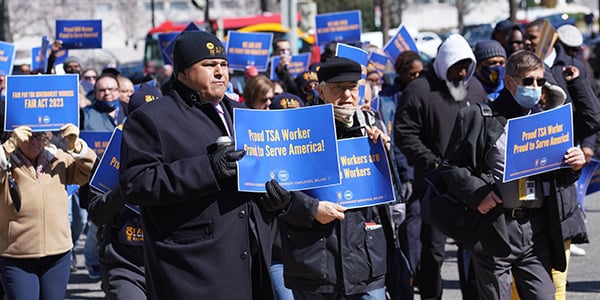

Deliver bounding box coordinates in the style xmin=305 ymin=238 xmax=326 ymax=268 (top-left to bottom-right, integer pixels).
xmin=243 ymin=75 xmax=274 ymax=110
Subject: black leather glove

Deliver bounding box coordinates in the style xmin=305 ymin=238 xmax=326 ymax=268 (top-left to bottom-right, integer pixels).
xmin=209 ymin=144 xmax=245 ymax=182
xmin=259 ymin=179 xmax=292 ymax=213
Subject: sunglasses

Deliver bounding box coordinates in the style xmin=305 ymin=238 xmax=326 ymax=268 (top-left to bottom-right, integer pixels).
xmin=83 ymin=76 xmax=97 ymax=80
xmin=515 ymin=76 xmax=546 ymax=87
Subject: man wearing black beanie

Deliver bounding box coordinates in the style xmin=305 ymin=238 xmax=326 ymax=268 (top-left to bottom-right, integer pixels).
xmin=119 ymin=30 xmax=275 ymax=300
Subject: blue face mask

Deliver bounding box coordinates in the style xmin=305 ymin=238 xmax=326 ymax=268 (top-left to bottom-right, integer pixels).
xmin=513 ymin=85 xmax=542 ymax=108
xmin=480 ymin=65 xmax=505 ymax=87
xmin=93 ymin=99 xmax=120 ymax=112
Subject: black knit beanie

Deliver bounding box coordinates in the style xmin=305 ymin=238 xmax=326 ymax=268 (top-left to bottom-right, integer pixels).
xmin=173 ymin=31 xmax=228 ymax=74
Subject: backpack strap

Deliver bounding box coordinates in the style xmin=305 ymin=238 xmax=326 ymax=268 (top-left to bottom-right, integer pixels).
xmin=477 ymin=102 xmax=493 ymax=117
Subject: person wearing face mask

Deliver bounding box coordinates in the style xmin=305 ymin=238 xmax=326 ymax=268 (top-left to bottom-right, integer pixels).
xmin=393 ymin=34 xmax=487 ymax=300
xmin=474 ymin=40 xmax=507 ymax=102
xmin=440 ymin=50 xmax=586 ymax=300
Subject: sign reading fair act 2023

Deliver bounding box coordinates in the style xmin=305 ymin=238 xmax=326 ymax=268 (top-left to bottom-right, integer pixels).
xmin=5 ymin=75 xmax=79 ymax=132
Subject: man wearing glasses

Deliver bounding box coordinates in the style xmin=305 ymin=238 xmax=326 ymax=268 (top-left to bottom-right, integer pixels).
xmin=265 ymin=56 xmax=392 ymax=299
xmin=441 ymin=50 xmax=586 ymax=299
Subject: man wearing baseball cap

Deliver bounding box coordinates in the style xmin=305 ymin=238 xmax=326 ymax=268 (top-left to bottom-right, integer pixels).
xmin=119 ymin=31 xmax=275 ymax=300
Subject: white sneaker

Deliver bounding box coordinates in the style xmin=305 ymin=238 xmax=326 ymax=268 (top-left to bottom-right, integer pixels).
xmin=570 ymin=244 xmax=586 ymax=256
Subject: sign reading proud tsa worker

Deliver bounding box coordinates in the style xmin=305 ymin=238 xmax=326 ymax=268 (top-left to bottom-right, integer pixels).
xmin=384 ymin=25 xmax=419 ymax=63
xmin=305 ymin=137 xmax=396 ymax=209
xmin=234 ymin=104 xmax=340 ymax=192
xmin=315 ymin=10 xmax=362 ymax=47
xmin=503 ymin=103 xmax=573 ymax=182
xmin=0 ymin=41 xmax=15 ymax=75
xmin=269 ymin=53 xmax=311 ymax=80
xmin=56 ymin=20 xmax=102 ymax=49
xmin=227 ymin=31 xmax=273 ymax=72
xmin=90 ymin=126 xmax=122 ymax=193
xmin=5 ymin=74 xmax=79 ymax=132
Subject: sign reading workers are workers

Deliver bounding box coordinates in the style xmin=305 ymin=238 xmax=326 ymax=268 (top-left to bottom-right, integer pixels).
xmin=305 ymin=136 xmax=396 ymax=209
xmin=227 ymin=31 xmax=273 ymax=72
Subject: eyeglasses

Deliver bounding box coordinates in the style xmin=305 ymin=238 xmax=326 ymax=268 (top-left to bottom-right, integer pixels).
xmin=278 ymin=49 xmax=291 ymax=54
xmin=511 ymin=40 xmax=524 ymax=45
xmin=327 ymin=83 xmax=359 ymax=94
xmin=518 ymin=76 xmax=546 ymax=86
xmin=97 ymin=87 xmax=119 ymax=93
xmin=83 ymin=76 xmax=97 ymax=80
xmin=261 ymin=97 xmax=273 ymax=103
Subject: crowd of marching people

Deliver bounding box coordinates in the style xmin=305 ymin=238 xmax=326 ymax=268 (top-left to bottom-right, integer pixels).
xmin=0 ymin=13 xmax=599 ymax=300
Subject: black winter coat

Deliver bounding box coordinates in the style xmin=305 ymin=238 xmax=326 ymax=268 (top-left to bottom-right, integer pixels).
xmin=119 ymin=81 xmax=274 ymax=300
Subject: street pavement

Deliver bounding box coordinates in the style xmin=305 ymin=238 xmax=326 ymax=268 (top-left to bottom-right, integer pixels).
xmin=66 ymin=193 xmax=600 ymax=299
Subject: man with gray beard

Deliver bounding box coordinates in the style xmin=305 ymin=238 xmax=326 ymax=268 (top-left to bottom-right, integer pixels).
xmin=393 ymin=34 xmax=487 ymax=300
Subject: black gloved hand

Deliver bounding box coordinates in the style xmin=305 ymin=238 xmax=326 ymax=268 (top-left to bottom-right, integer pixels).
xmin=209 ymin=144 xmax=245 ymax=182
xmin=259 ymin=179 xmax=292 ymax=213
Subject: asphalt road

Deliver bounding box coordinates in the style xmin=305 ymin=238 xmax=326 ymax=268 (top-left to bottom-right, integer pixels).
xmin=66 ymin=193 xmax=600 ymax=299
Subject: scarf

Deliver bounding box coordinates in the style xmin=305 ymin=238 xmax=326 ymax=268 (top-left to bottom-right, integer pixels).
xmin=333 ymin=105 xmax=357 ymax=128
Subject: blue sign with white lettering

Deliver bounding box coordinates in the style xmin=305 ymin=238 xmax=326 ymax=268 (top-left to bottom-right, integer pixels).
xmin=234 ymin=104 xmax=340 ymax=192
xmin=5 ymin=74 xmax=79 ymax=132
xmin=56 ymin=20 xmax=102 ymax=49
xmin=0 ymin=42 xmax=15 ymax=75
xmin=90 ymin=126 xmax=122 ymax=193
xmin=305 ymin=137 xmax=396 ymax=209
xmin=384 ymin=25 xmax=419 ymax=64
xmin=80 ymin=131 xmax=113 ymax=157
xmin=227 ymin=31 xmax=273 ymax=72
xmin=269 ymin=53 xmax=311 ymax=80
xmin=315 ymin=10 xmax=362 ymax=47
xmin=504 ymin=104 xmax=573 ymax=182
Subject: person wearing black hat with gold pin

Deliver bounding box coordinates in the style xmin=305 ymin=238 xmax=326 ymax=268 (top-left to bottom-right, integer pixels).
xmin=119 ymin=31 xmax=275 ymax=300
xmin=257 ymin=56 xmax=392 ymax=300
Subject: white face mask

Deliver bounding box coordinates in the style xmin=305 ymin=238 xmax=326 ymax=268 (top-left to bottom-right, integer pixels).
xmin=333 ymin=105 xmax=357 ymax=127
xmin=446 ymin=80 xmax=468 ymax=101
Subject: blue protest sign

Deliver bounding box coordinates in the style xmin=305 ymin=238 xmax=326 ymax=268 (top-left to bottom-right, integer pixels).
xmin=315 ymin=10 xmax=362 ymax=47
xmin=56 ymin=20 xmax=102 ymax=49
xmin=576 ymin=159 xmax=599 ymax=211
xmin=503 ymin=104 xmax=573 ymax=182
xmin=89 ymin=126 xmax=122 ymax=193
xmin=53 ymin=49 xmax=69 ymax=66
xmin=368 ymin=52 xmax=388 ymax=75
xmin=227 ymin=31 xmax=273 ymax=72
xmin=133 ymin=79 xmax=157 ymax=91
xmin=384 ymin=25 xmax=419 ymax=64
xmin=40 ymin=36 xmax=50 ymax=73
xmin=31 ymin=47 xmax=43 ymax=70
xmin=378 ymin=93 xmax=398 ymax=137
xmin=586 ymin=160 xmax=600 ymax=195
xmin=0 ymin=42 xmax=15 ymax=75
xmin=305 ymin=137 xmax=395 ymax=209
xmin=336 ymin=43 xmax=368 ymax=104
xmin=161 ymin=23 xmax=201 ymax=65
xmin=158 ymin=32 xmax=179 ymax=65
xmin=79 ymin=131 xmax=113 ymax=157
xmin=234 ymin=104 xmax=340 ymax=192
xmin=5 ymin=74 xmax=79 ymax=132
xmin=269 ymin=53 xmax=311 ymax=80
xmin=371 ymin=95 xmax=380 ymax=112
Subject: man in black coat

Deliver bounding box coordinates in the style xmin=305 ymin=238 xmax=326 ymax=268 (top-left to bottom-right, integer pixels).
xmin=119 ymin=31 xmax=274 ymax=300
xmin=442 ymin=50 xmax=585 ymax=299
xmin=393 ymin=34 xmax=487 ymax=300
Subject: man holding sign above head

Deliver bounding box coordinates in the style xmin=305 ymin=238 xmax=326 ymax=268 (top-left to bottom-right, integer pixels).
xmin=441 ymin=50 xmax=585 ymax=300
xmin=119 ymin=30 xmax=276 ymax=300
xmin=258 ymin=57 xmax=392 ymax=300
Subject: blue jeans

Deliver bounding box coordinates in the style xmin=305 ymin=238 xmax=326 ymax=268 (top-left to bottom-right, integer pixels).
xmin=68 ymin=190 xmax=87 ymax=246
xmin=270 ymin=261 xmax=294 ymax=300
xmin=0 ymin=251 xmax=71 ymax=300
xmin=84 ymin=222 xmax=99 ymax=269
xmin=292 ymin=287 xmax=386 ymax=300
